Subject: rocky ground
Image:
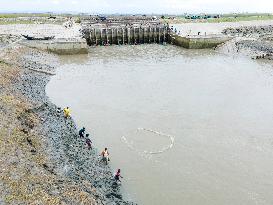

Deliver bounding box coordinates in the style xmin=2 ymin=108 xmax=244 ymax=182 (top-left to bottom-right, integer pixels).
xmin=172 ymin=20 xmax=273 ymax=36
xmin=222 ymin=25 xmax=273 ymax=37
xmin=219 ymin=24 xmax=273 ymax=59
xmin=0 ymin=44 xmax=135 ymax=204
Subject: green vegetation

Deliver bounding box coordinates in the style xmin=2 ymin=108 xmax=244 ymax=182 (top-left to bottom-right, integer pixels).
xmin=75 ymin=17 xmax=81 ymax=24
xmin=0 ymin=13 xmax=50 ymax=18
xmin=0 ymin=13 xmax=84 ymax=25
xmin=0 ymin=13 xmax=67 ymax=25
xmin=161 ymin=13 xmax=273 ymax=24
xmin=1 ymin=12 xmax=273 ymax=25
xmin=0 ymin=20 xmax=35 ymax=25
xmin=207 ymin=14 xmax=273 ymax=23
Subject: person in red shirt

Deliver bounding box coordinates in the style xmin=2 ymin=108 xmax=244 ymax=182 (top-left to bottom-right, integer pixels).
xmin=85 ymin=134 xmax=92 ymax=150
xmin=114 ymin=169 xmax=123 ymax=182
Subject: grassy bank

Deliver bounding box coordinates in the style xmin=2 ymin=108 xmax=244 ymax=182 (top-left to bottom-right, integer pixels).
xmin=0 ymin=13 xmax=50 ymax=18
xmin=0 ymin=21 xmax=36 ymax=25
xmin=207 ymin=14 xmax=273 ymax=23
xmin=0 ymin=13 xmax=67 ymax=25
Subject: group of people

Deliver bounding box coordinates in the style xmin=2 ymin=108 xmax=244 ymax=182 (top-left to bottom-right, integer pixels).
xmin=63 ymin=17 xmax=74 ymax=28
xmin=79 ymin=127 xmax=92 ymax=150
xmin=61 ymin=107 xmax=123 ymax=183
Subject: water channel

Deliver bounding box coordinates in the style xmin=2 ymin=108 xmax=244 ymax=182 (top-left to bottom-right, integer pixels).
xmin=46 ymin=44 xmax=273 ymax=205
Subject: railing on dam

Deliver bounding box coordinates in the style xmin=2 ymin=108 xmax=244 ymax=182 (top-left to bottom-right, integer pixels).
xmin=81 ymin=21 xmax=170 ymax=46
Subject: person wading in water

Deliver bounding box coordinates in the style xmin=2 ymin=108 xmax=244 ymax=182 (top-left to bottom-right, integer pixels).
xmin=114 ymin=169 xmax=123 ymax=182
xmin=85 ymin=134 xmax=92 ymax=150
xmin=101 ymin=148 xmax=110 ymax=165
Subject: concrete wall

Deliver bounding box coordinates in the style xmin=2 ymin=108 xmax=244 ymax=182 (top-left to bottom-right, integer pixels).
xmin=20 ymin=39 xmax=88 ymax=55
xmin=170 ymin=33 xmax=232 ymax=49
xmin=83 ymin=25 xmax=169 ymax=46
xmin=170 ymin=34 xmax=190 ymax=48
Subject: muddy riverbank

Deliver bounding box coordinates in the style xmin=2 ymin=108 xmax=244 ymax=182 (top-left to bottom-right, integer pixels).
xmin=170 ymin=20 xmax=273 ymax=59
xmin=220 ymin=24 xmax=273 ymax=59
xmin=1 ymin=19 xmax=273 ymax=204
xmin=0 ymin=45 xmax=135 ymax=204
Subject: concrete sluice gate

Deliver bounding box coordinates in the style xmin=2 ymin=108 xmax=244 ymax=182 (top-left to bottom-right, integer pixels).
xmin=82 ymin=23 xmax=170 ymax=46
xmin=81 ymin=18 xmax=232 ymax=49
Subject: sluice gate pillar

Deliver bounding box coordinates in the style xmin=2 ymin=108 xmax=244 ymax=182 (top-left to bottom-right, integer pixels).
xmin=82 ymin=23 xmax=170 ymax=46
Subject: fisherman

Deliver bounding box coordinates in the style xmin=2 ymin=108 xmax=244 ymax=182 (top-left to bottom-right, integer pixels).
xmin=114 ymin=169 xmax=123 ymax=182
xmin=63 ymin=107 xmax=71 ymax=118
xmin=101 ymin=148 xmax=110 ymax=165
xmin=56 ymin=107 xmax=62 ymax=116
xmin=79 ymin=127 xmax=85 ymax=138
xmin=85 ymin=134 xmax=92 ymax=150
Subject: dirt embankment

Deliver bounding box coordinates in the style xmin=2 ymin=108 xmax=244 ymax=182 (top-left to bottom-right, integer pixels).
xmin=0 ymin=45 xmax=135 ymax=205
xmin=221 ymin=25 xmax=273 ymax=59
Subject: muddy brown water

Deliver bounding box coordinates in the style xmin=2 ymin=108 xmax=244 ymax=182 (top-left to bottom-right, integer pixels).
xmin=46 ymin=44 xmax=273 ymax=205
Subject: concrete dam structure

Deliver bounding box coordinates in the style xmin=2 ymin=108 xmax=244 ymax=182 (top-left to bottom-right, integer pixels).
xmin=81 ymin=21 xmax=170 ymax=46
xmin=80 ymin=16 xmax=232 ymax=48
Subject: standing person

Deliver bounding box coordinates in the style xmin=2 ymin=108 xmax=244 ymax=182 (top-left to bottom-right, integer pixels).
xmin=79 ymin=127 xmax=85 ymax=138
xmin=114 ymin=169 xmax=123 ymax=182
xmin=101 ymin=148 xmax=110 ymax=165
xmin=63 ymin=107 xmax=71 ymax=118
xmin=85 ymin=134 xmax=92 ymax=150
xmin=56 ymin=107 xmax=62 ymax=116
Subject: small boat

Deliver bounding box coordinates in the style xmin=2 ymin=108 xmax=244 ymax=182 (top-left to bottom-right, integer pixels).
xmin=22 ymin=35 xmax=55 ymax=40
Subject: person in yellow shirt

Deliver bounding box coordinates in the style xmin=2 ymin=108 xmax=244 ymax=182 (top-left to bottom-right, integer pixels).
xmin=63 ymin=107 xmax=71 ymax=118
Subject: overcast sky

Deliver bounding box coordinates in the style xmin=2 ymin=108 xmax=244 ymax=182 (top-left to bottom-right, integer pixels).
xmin=0 ymin=0 xmax=273 ymax=14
